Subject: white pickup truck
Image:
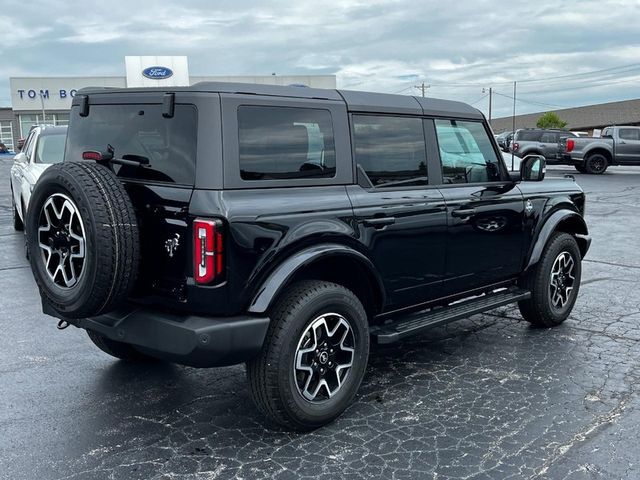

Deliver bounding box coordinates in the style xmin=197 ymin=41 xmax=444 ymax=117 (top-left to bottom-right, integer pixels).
xmin=559 ymin=125 xmax=640 ymax=174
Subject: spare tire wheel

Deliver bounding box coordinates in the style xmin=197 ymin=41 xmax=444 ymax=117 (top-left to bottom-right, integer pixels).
xmin=26 ymin=161 xmax=140 ymax=319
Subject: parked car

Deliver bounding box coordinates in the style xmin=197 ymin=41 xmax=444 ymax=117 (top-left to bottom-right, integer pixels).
xmin=511 ymin=129 xmax=577 ymax=162
xmin=495 ymin=131 xmax=513 ymax=152
xmin=26 ymin=83 xmax=590 ymax=431
xmin=560 ymin=125 xmax=640 ymax=174
xmin=10 ymin=125 xmax=67 ymax=230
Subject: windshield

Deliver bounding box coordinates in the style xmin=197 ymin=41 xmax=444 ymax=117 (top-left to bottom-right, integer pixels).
xmin=35 ymin=134 xmax=66 ymax=164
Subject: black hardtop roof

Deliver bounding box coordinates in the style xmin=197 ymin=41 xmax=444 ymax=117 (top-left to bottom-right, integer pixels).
xmin=77 ymin=82 xmax=483 ymax=119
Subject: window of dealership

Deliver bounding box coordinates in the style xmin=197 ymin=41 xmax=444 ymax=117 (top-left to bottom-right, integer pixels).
xmin=0 ymin=121 xmax=14 ymax=151
xmin=19 ymin=113 xmax=70 ymax=137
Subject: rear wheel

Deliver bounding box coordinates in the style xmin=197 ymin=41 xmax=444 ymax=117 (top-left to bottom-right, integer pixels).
xmin=584 ymin=153 xmax=608 ymax=174
xmin=518 ymin=233 xmax=582 ymax=327
xmin=86 ymin=330 xmax=155 ymax=362
xmin=247 ymin=280 xmax=369 ymax=431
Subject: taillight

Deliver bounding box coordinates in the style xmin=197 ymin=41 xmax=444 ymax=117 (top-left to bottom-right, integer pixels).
xmin=193 ymin=219 xmax=224 ymax=284
xmin=512 ymin=142 xmax=519 ymax=152
xmin=82 ymin=151 xmax=102 ymax=161
xmin=566 ymin=139 xmax=575 ymax=152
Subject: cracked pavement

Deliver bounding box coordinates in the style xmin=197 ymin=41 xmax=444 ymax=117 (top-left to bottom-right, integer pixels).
xmin=1 ymin=157 xmax=639 ymax=479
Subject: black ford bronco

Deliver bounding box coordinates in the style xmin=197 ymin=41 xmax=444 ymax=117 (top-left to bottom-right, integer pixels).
xmin=26 ymin=83 xmax=590 ymax=431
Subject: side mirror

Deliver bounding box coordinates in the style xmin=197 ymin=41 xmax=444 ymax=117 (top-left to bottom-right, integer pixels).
xmin=14 ymin=152 xmax=28 ymax=163
xmin=520 ymin=155 xmax=546 ymax=182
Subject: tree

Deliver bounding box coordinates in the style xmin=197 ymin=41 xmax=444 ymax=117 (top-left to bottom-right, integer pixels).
xmin=536 ymin=112 xmax=568 ymax=129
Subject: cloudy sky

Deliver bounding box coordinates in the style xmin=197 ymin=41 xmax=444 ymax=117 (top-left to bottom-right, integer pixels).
xmin=2 ymin=0 xmax=640 ymax=118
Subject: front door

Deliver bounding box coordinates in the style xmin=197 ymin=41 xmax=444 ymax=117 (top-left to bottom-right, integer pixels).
xmin=347 ymin=114 xmax=447 ymax=310
xmin=616 ymin=128 xmax=640 ymax=163
xmin=433 ymin=118 xmax=525 ymax=295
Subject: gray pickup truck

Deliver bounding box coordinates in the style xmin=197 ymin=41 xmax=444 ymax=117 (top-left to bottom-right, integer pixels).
xmin=559 ymin=125 xmax=640 ymax=174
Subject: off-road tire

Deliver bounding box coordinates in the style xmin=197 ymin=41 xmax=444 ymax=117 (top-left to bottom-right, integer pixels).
xmin=86 ymin=330 xmax=153 ymax=362
xmin=584 ymin=153 xmax=608 ymax=174
xmin=247 ymin=280 xmax=369 ymax=431
xmin=26 ymin=161 xmax=139 ymax=319
xmin=518 ymin=232 xmax=581 ymax=327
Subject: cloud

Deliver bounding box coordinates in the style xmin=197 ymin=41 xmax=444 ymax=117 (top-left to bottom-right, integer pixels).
xmin=1 ymin=0 xmax=639 ymax=117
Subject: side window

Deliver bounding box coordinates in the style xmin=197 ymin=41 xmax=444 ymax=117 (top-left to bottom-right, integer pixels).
xmin=619 ymin=128 xmax=640 ymax=141
xmin=22 ymin=131 xmax=35 ymax=158
xmin=518 ymin=130 xmax=542 ymax=142
xmin=540 ymin=132 xmax=557 ymax=143
xmin=435 ymin=119 xmax=502 ymax=184
xmin=238 ymin=106 xmax=336 ymax=180
xmin=352 ymin=115 xmax=427 ymax=188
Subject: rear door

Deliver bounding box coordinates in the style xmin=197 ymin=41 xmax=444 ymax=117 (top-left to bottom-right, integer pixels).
xmin=346 ymin=114 xmax=447 ymax=309
xmin=432 ymin=118 xmax=525 ymax=295
xmin=540 ymin=131 xmax=565 ymax=160
xmin=65 ymin=93 xmax=204 ymax=300
xmin=615 ymin=128 xmax=640 ymax=163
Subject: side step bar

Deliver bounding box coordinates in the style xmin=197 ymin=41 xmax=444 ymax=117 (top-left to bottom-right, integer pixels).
xmin=370 ymin=288 xmax=531 ymax=344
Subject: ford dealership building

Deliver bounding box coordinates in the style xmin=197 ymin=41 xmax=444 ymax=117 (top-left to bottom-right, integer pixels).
xmin=3 ymin=56 xmax=336 ymax=151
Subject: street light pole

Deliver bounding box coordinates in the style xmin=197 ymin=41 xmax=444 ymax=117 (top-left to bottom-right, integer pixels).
xmin=39 ymin=92 xmax=46 ymax=124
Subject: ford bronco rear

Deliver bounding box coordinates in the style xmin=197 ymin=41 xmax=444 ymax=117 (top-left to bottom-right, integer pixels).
xmin=27 ymin=83 xmax=590 ymax=431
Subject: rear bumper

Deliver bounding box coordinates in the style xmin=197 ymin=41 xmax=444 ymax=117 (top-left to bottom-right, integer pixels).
xmin=77 ymin=306 xmax=270 ymax=367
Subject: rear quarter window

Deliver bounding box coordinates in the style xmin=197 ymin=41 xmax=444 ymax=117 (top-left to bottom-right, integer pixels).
xmin=237 ymin=105 xmax=336 ymax=181
xmin=517 ymin=131 xmax=542 ymax=141
xmin=65 ymin=104 xmax=197 ymax=185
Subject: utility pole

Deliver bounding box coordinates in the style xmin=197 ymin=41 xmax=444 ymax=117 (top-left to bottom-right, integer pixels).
xmin=414 ymin=82 xmax=429 ymax=97
xmin=511 ymin=81 xmax=517 ymax=171
xmin=482 ymin=87 xmax=493 ymax=124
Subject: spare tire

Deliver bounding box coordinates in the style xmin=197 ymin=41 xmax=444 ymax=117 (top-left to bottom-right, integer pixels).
xmin=26 ymin=161 xmax=140 ymax=319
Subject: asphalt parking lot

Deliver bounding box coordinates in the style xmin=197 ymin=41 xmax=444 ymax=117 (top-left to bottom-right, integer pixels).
xmin=1 ymin=158 xmax=639 ymax=480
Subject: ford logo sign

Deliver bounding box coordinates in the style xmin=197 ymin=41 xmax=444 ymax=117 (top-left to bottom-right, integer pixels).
xmin=142 ymin=66 xmax=174 ymax=80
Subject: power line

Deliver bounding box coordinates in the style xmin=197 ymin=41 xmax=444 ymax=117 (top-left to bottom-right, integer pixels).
xmin=392 ymin=85 xmax=414 ymax=94
xmin=468 ymin=94 xmax=489 ymax=106
xmin=392 ymin=61 xmax=640 ymax=92
xmin=493 ymin=91 xmax=567 ymax=109
xmin=515 ymin=74 xmax=640 ymax=95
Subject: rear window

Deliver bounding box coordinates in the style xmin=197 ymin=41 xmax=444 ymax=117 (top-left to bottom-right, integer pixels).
xmin=238 ymin=106 xmax=336 ymax=180
xmin=65 ymin=104 xmax=197 ymax=185
xmin=516 ymin=130 xmax=542 ymax=141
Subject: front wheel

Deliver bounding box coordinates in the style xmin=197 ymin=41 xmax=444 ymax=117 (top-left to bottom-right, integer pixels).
xmin=12 ymin=195 xmax=24 ymax=231
xmin=247 ymin=280 xmax=369 ymax=431
xmin=574 ymin=164 xmax=587 ymax=173
xmin=518 ymin=233 xmax=582 ymax=327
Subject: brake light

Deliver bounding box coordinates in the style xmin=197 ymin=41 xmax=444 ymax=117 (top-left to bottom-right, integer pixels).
xmin=82 ymin=151 xmax=102 ymax=161
xmin=566 ymin=139 xmax=575 ymax=152
xmin=512 ymin=142 xmax=519 ymax=152
xmin=193 ymin=219 xmax=224 ymax=284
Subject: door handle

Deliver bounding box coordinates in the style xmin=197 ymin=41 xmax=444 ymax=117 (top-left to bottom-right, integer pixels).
xmin=363 ymin=217 xmax=396 ymax=228
xmin=451 ymin=208 xmax=476 ymax=218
